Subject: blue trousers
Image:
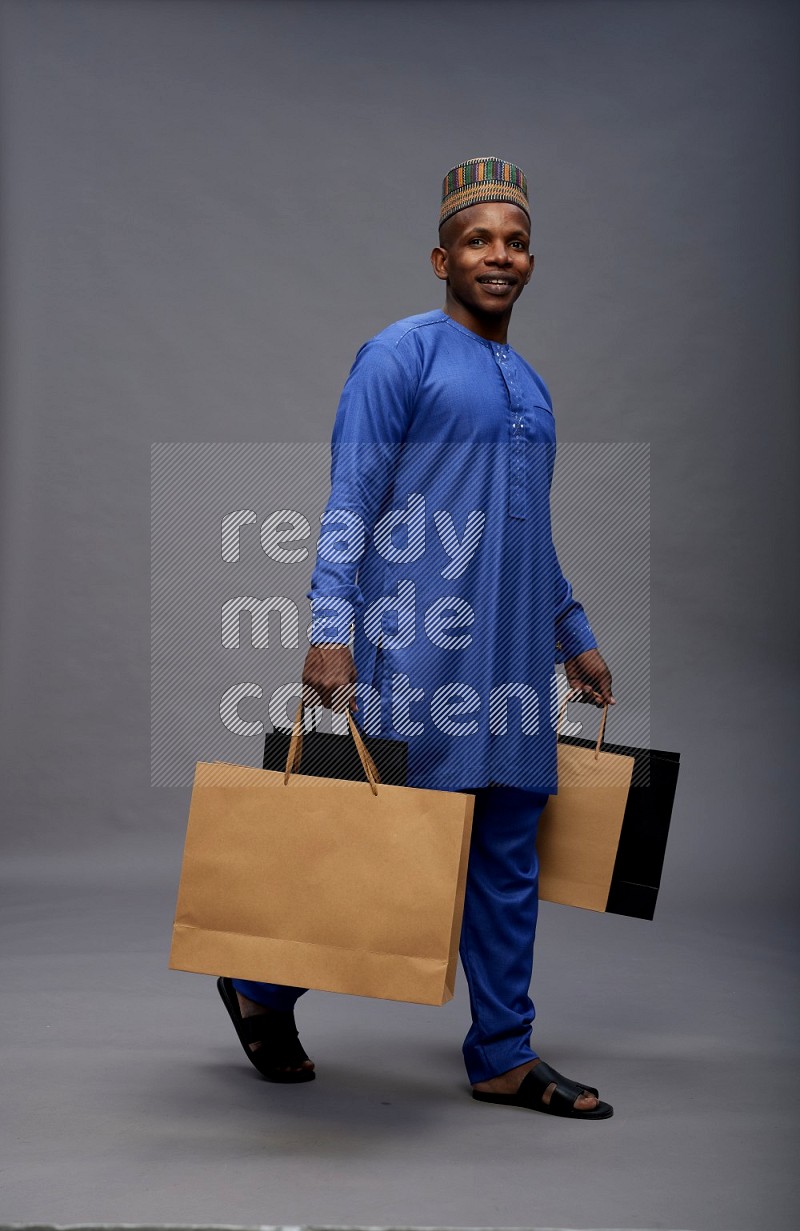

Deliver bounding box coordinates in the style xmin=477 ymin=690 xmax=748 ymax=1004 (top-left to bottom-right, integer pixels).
xmin=233 ymin=784 xmax=548 ymax=1085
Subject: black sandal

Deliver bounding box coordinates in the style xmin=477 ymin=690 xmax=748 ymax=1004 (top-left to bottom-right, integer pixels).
xmin=472 ymin=1059 xmax=612 ymax=1119
xmin=217 ymin=977 xmax=315 ymax=1083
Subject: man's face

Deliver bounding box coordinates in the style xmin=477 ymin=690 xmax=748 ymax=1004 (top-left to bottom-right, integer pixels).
xmin=431 ymin=201 xmax=534 ymax=316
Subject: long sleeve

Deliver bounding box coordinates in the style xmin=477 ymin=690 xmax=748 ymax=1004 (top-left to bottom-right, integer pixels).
xmin=307 ymin=340 xmax=417 ymax=645
xmin=552 ymin=541 xmax=598 ymax=663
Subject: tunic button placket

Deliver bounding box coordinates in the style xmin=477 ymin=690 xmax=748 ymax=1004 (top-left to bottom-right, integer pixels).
xmin=496 ymin=348 xmax=526 ymax=521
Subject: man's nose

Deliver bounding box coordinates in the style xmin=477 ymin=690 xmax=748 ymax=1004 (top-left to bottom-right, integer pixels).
xmin=485 ymin=242 xmax=512 ymax=264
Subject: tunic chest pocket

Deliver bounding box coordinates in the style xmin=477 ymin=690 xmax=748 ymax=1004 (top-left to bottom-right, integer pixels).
xmin=529 ymin=402 xmax=556 ymax=443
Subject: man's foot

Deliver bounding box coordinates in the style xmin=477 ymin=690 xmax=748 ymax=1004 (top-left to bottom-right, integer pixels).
xmin=236 ymin=990 xmax=315 ymax=1075
xmin=472 ymin=1058 xmax=598 ymax=1111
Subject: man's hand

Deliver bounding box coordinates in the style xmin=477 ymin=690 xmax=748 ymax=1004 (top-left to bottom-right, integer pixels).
xmin=564 ymin=648 xmax=615 ymax=708
xmin=302 ymin=643 xmax=358 ymax=712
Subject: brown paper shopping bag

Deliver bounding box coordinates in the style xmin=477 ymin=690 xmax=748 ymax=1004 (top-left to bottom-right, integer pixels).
xmin=169 ymin=702 xmax=475 ymax=1006
xmin=537 ymin=692 xmax=636 ymax=912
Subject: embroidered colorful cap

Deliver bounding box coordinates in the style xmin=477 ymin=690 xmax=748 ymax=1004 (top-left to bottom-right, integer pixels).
xmin=439 ymin=156 xmax=529 ymax=227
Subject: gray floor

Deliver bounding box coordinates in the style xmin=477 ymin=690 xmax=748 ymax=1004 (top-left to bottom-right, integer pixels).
xmin=2 ymin=845 xmax=797 ymax=1231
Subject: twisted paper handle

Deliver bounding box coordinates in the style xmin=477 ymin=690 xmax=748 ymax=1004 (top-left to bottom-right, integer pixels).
xmin=284 ymin=698 xmax=381 ymax=795
xmin=556 ymin=688 xmax=608 ymax=761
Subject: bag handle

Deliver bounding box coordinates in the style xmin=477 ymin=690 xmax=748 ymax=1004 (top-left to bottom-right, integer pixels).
xmin=283 ymin=698 xmax=381 ymax=796
xmin=556 ymin=688 xmax=608 ymax=761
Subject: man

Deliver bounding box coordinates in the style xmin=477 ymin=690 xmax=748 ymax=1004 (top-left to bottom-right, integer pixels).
xmin=217 ymin=157 xmax=616 ymax=1119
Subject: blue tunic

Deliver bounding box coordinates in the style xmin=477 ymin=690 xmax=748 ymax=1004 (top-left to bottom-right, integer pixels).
xmin=307 ymin=310 xmax=597 ymax=793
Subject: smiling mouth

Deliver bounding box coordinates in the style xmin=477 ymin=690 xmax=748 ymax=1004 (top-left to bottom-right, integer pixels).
xmin=477 ymin=276 xmax=517 ymax=293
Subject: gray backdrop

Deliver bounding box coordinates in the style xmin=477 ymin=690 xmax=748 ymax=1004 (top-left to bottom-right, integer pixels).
xmin=0 ymin=3 xmax=798 ymax=1228
xmin=1 ymin=0 xmax=796 ymax=915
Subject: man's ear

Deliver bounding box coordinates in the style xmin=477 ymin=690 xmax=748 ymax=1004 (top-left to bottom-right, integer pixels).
xmin=430 ymin=246 xmax=448 ymax=281
xmin=524 ymin=252 xmax=535 ymax=284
